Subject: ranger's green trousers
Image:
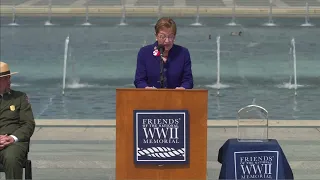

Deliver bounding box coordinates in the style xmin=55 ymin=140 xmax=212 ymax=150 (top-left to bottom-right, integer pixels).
xmin=0 ymin=142 xmax=28 ymax=180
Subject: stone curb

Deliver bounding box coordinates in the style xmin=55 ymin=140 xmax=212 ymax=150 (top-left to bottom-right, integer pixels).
xmin=34 ymin=119 xmax=320 ymax=128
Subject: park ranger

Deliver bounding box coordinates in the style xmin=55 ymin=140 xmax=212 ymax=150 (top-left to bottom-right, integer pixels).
xmin=0 ymin=61 xmax=35 ymax=180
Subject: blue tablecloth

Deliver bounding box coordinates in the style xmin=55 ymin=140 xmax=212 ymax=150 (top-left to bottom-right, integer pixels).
xmin=218 ymin=138 xmax=294 ymax=180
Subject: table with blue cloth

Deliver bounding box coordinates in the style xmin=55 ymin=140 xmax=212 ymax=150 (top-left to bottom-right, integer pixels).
xmin=218 ymin=138 xmax=294 ymax=180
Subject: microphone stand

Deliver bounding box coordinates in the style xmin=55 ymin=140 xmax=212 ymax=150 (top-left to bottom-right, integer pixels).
xmin=159 ymin=55 xmax=165 ymax=88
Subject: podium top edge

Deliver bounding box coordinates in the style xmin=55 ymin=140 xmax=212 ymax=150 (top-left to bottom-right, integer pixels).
xmin=116 ymin=88 xmax=208 ymax=92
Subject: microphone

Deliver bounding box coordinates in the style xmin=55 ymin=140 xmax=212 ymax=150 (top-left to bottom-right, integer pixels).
xmin=157 ymin=44 xmax=165 ymax=88
xmin=157 ymin=44 xmax=165 ymax=57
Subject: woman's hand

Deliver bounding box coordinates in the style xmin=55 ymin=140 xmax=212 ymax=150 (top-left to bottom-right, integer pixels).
xmin=175 ymin=87 xmax=185 ymax=89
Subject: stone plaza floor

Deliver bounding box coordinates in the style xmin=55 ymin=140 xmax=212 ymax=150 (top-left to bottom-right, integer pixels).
xmin=1 ymin=124 xmax=319 ymax=180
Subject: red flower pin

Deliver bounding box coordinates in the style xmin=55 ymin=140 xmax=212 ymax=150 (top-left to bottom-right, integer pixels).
xmin=153 ymin=49 xmax=160 ymax=56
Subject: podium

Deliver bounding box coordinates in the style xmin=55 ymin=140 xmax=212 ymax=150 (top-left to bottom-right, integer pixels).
xmin=116 ymin=88 xmax=208 ymax=180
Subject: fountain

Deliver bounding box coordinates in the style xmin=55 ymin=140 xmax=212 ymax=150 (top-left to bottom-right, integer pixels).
xmin=279 ymin=40 xmax=300 ymax=93
xmin=226 ymin=0 xmax=237 ymax=26
xmin=263 ymin=0 xmax=276 ymax=26
xmin=301 ymin=2 xmax=314 ymax=27
xmin=8 ymin=5 xmax=19 ymax=26
xmin=82 ymin=0 xmax=92 ymax=26
xmin=62 ymin=35 xmax=70 ymax=95
xmin=205 ymin=36 xmax=230 ymax=91
xmin=291 ymin=38 xmax=297 ymax=96
xmin=190 ymin=0 xmax=202 ymax=26
xmin=291 ymin=47 xmax=299 ymax=118
xmin=119 ymin=0 xmax=128 ymax=25
xmin=44 ymin=0 xmax=54 ymax=26
xmin=216 ymin=36 xmax=221 ymax=95
xmin=288 ymin=47 xmax=293 ymax=86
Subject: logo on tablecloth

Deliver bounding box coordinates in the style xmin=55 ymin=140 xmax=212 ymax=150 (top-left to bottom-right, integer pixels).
xmin=234 ymin=151 xmax=279 ymax=180
xmin=134 ymin=110 xmax=189 ymax=164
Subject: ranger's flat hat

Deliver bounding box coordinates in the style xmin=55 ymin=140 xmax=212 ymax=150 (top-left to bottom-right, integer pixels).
xmin=0 ymin=61 xmax=19 ymax=78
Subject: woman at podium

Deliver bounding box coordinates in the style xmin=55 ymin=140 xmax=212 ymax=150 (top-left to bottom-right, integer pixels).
xmin=134 ymin=17 xmax=194 ymax=89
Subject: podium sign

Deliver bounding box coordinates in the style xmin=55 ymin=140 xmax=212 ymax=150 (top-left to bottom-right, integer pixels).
xmin=237 ymin=105 xmax=269 ymax=142
xmin=134 ymin=110 xmax=189 ymax=165
xmin=234 ymin=151 xmax=279 ymax=179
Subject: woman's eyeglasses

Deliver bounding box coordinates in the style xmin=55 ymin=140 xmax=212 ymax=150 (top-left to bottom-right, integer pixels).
xmin=158 ymin=34 xmax=175 ymax=41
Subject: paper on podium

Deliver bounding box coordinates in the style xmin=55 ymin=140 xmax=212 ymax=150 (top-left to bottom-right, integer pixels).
xmin=237 ymin=105 xmax=269 ymax=142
